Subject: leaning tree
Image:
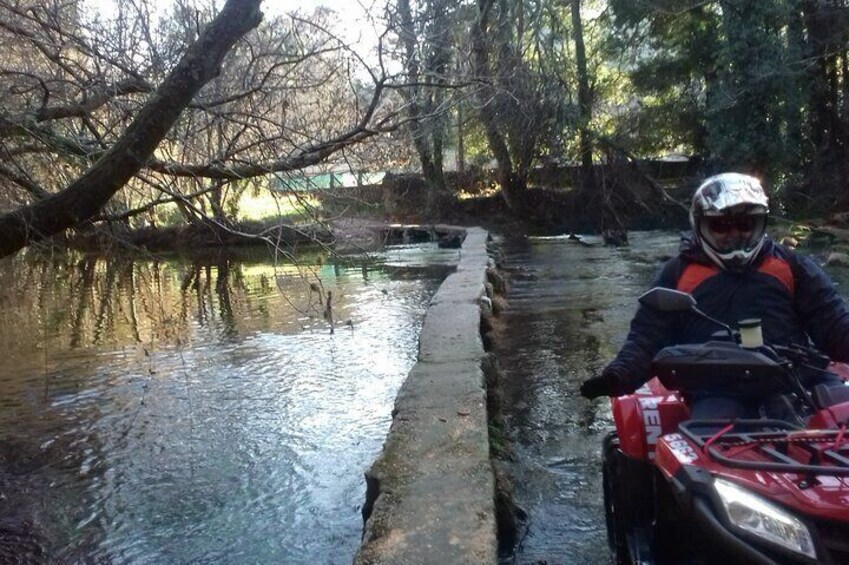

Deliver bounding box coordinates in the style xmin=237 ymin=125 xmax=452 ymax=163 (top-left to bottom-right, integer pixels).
xmin=0 ymin=0 xmax=407 ymax=258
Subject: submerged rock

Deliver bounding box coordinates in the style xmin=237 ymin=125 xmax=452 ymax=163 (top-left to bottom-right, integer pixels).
xmin=826 ymin=252 xmax=849 ymax=267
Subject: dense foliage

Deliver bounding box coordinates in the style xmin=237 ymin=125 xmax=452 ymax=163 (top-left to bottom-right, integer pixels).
xmin=607 ymin=0 xmax=849 ymax=213
xmin=1 ymin=0 xmax=848 ymax=253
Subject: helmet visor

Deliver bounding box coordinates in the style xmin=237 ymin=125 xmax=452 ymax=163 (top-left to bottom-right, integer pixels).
xmin=699 ymin=214 xmax=766 ymax=255
xmin=704 ymin=215 xmax=761 ymax=235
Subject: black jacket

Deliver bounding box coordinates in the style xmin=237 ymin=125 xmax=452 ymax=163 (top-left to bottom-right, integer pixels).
xmin=605 ymin=235 xmax=849 ymax=393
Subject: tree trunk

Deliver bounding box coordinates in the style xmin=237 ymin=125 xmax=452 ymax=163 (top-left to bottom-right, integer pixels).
xmin=397 ymin=0 xmax=448 ymax=216
xmin=571 ymin=0 xmax=595 ymax=194
xmin=471 ymin=0 xmax=525 ymax=211
xmin=0 ymin=0 xmax=263 ymax=258
xmin=803 ymin=0 xmax=831 ymax=150
xmin=456 ymin=101 xmax=466 ymax=175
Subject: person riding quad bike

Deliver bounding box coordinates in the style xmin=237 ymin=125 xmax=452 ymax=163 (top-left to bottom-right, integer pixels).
xmin=580 ymin=172 xmax=849 ymax=417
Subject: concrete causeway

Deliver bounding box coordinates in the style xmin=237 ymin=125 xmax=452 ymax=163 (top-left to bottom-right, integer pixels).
xmin=355 ymin=227 xmax=497 ymax=564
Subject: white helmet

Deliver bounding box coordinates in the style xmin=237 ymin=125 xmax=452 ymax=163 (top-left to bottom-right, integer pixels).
xmin=689 ymin=173 xmax=769 ymax=271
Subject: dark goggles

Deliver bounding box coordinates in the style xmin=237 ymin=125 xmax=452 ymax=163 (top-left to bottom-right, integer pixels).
xmin=704 ymin=215 xmax=762 ymax=234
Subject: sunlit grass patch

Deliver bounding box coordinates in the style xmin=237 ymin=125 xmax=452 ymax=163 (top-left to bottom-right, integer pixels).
xmin=457 ymin=182 xmax=501 ymax=200
xmin=239 ymin=191 xmax=323 ymax=223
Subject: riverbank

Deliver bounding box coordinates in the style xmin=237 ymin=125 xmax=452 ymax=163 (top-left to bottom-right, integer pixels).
xmin=60 ymin=216 xmax=468 ymax=256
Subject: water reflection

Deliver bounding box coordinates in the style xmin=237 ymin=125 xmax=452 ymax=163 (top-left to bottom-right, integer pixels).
xmin=0 ymin=245 xmax=455 ymax=562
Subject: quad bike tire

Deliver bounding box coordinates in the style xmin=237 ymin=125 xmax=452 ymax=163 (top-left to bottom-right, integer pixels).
xmin=602 ymin=431 xmax=656 ymax=565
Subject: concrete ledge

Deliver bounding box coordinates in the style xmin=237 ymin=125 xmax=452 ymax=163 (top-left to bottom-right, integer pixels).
xmin=356 ymin=227 xmax=496 ymax=565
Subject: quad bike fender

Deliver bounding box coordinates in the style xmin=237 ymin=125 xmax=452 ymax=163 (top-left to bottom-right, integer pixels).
xmin=611 ymin=395 xmax=648 ymax=460
xmin=809 ymin=402 xmax=849 ymax=428
xmin=611 ymin=378 xmax=691 ymax=460
xmin=809 ymin=361 xmax=849 ymax=427
xmin=653 ymin=433 xmax=707 ymax=481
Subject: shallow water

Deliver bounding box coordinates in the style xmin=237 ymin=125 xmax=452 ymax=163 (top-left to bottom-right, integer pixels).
xmin=0 ymin=244 xmax=457 ymax=562
xmin=492 ymin=231 xmax=680 ymax=564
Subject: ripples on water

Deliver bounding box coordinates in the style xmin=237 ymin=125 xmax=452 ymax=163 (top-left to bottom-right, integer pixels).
xmin=0 ymin=244 xmax=456 ymax=563
xmin=493 ymin=231 xmax=691 ymax=564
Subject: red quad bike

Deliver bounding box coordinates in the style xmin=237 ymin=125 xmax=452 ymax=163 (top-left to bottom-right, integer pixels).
xmin=602 ymin=287 xmax=849 ymax=565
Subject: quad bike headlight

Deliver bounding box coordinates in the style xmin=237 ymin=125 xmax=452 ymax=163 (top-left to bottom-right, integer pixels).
xmin=713 ymin=477 xmax=816 ymax=560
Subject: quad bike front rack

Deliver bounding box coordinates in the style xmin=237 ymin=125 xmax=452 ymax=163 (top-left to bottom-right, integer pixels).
xmin=680 ymin=419 xmax=849 ymax=477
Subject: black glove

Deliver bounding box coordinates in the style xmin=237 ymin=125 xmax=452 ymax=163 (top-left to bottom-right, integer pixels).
xmin=580 ymin=369 xmax=624 ymax=399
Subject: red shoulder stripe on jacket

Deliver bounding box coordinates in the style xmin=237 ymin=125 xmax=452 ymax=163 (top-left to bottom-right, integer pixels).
xmin=757 ymin=256 xmax=795 ymax=295
xmin=676 ymin=263 xmax=720 ymax=294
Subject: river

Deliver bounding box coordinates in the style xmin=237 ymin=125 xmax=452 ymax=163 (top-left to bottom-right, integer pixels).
xmin=0 ymin=244 xmax=456 ymax=563
xmin=6 ymin=230 xmax=846 ymax=564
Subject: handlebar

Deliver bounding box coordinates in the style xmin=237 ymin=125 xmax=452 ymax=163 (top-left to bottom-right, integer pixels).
xmin=640 ymin=287 xmax=835 ymax=411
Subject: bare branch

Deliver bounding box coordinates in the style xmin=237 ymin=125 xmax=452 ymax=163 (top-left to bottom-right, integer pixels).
xmin=35 ymin=77 xmax=153 ymax=121
xmin=0 ymin=0 xmax=264 ymax=257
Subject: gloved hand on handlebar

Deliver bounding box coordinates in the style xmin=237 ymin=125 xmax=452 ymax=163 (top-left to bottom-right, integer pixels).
xmin=580 ymin=367 xmax=633 ymax=399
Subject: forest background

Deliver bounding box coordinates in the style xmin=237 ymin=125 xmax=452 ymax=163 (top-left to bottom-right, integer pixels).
xmin=1 ymin=0 xmax=848 ymax=256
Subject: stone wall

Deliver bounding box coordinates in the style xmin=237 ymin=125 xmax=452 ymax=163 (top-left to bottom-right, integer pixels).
xmin=355 ymin=227 xmax=498 ymax=564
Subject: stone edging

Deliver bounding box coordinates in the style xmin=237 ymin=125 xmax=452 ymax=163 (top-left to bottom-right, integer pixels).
xmin=355 ymin=227 xmax=497 ymax=564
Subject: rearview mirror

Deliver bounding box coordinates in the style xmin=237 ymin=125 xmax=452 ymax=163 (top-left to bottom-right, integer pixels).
xmin=638 ymin=287 xmax=697 ymax=312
